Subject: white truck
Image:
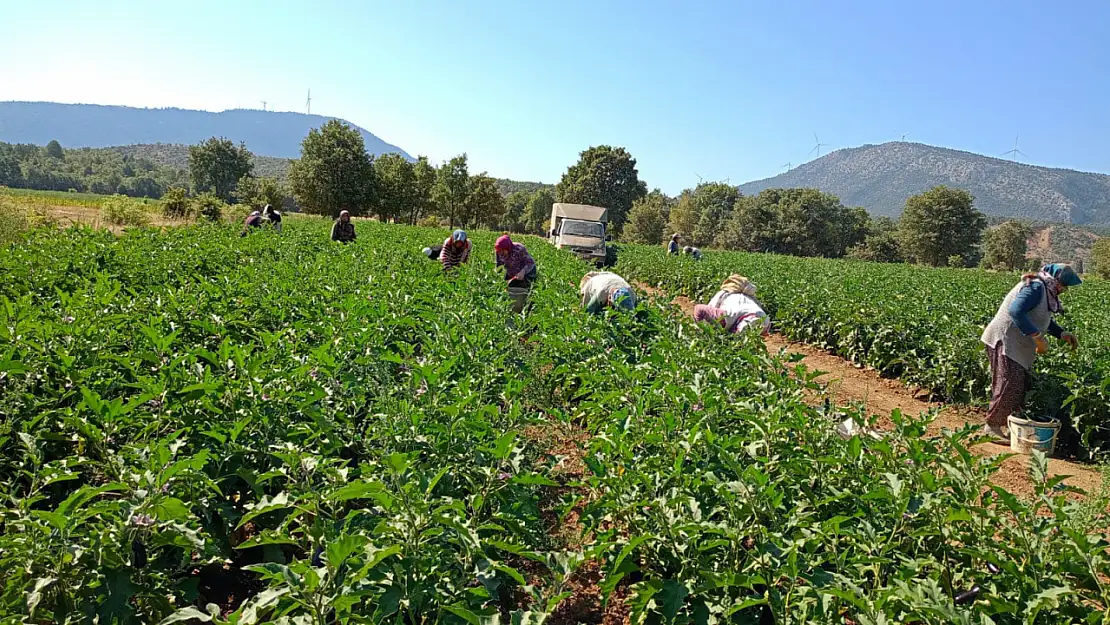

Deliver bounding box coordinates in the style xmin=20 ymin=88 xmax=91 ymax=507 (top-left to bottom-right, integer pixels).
xmin=549 ymin=203 xmax=614 ymax=266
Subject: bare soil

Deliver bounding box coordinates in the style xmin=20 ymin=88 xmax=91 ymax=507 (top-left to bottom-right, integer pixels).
xmin=637 ymin=283 xmax=1104 ymax=500
xmin=45 ymin=205 xmax=192 ymax=234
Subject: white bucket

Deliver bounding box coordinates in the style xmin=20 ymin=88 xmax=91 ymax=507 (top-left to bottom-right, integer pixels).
xmin=1007 ymin=415 xmax=1061 ymax=455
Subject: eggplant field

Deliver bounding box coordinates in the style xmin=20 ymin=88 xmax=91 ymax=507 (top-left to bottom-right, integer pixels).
xmin=619 ymin=246 xmax=1110 ymax=453
xmin=3 ymin=219 xmax=1110 ymax=625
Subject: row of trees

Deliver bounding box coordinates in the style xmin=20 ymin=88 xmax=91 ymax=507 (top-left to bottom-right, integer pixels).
xmin=624 ymin=183 xmax=1002 ymax=268
xmin=0 ymin=140 xmax=187 ymax=197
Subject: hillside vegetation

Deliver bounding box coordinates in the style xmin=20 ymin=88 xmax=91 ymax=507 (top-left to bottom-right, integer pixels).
xmin=741 ymin=142 xmax=1110 ymax=225
xmin=0 ymin=101 xmax=412 ymax=160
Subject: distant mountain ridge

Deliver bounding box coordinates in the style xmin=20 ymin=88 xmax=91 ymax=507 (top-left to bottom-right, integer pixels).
xmin=740 ymin=142 xmax=1110 ymax=225
xmin=0 ymin=101 xmax=413 ymax=161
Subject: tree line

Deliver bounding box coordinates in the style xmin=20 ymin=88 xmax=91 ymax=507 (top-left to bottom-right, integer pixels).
xmin=0 ymin=140 xmax=187 ymax=197
xmin=2 ymin=126 xmax=1084 ymax=271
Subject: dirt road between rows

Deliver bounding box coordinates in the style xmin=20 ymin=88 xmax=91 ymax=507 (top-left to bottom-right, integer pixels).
xmin=637 ymin=283 xmax=1104 ymax=499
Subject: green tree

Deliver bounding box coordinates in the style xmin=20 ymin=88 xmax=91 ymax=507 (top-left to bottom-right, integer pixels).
xmin=373 ymin=153 xmax=416 ymax=223
xmin=188 ymin=137 xmax=254 ymax=201
xmin=899 ymin=186 xmax=986 ymax=266
xmin=689 ymin=182 xmax=740 ymax=248
xmin=408 ymin=157 xmax=437 ymax=225
xmin=715 ymin=188 xmax=863 ymax=257
xmin=1090 ymin=238 xmax=1110 ymax=279
xmin=0 ymin=155 xmax=23 ymax=187
xmin=523 ymin=188 xmax=555 ymax=235
xmin=981 ymin=221 xmax=1032 ymax=271
xmin=555 ymin=145 xmax=647 ymax=235
xmin=45 ymin=140 xmax=64 ymax=160
xmin=288 ymin=121 xmax=376 ymax=217
xmin=502 ymin=191 xmax=530 ymax=233
xmin=847 ymin=216 xmax=904 ymax=263
xmin=463 ymin=174 xmax=505 ymax=229
xmin=235 ymin=175 xmax=287 ymax=212
xmin=666 ymin=188 xmax=701 ymax=243
xmin=433 ymin=154 xmax=469 ymax=226
xmin=623 ymin=190 xmax=670 ymax=245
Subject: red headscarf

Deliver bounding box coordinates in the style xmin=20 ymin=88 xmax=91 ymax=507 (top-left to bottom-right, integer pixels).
xmin=495 ymin=235 xmax=513 ymax=252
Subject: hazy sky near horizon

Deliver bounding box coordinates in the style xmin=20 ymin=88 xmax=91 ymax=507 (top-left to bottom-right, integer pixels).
xmin=2 ymin=0 xmax=1108 ymax=193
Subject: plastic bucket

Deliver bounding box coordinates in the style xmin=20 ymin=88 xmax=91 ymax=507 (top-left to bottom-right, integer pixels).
xmin=507 ymin=285 xmax=530 ymax=314
xmin=1007 ymin=415 xmax=1060 ymax=455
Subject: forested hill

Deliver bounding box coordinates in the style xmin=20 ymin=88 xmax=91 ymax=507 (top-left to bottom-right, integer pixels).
xmin=740 ymin=142 xmax=1110 ymax=225
xmin=0 ymin=101 xmax=413 ymax=161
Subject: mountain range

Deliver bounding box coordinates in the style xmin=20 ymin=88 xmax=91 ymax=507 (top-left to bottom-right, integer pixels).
xmin=740 ymin=142 xmax=1110 ymax=225
xmin=0 ymin=101 xmax=412 ymax=161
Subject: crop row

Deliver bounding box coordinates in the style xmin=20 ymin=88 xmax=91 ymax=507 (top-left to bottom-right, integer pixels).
xmin=1 ymin=220 xmax=1108 ymax=623
xmin=616 ymin=245 xmax=1110 ymax=454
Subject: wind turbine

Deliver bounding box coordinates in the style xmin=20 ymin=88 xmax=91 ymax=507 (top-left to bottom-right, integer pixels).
xmin=694 ymin=172 xmax=704 ymax=184
xmin=900 ymin=132 xmax=909 ymax=142
xmin=259 ymin=100 xmax=267 ymax=111
xmin=782 ymin=162 xmax=793 ymax=171
xmin=809 ymin=133 xmax=829 ymax=159
xmin=1000 ymin=136 xmax=1026 ymax=162
xmin=306 ymin=89 xmax=312 ymax=115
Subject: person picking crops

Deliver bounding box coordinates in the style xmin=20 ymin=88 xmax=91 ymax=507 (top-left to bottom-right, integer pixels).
xmin=668 ymin=233 xmax=681 ymax=255
xmin=262 ymin=204 xmax=282 ymax=233
xmin=440 ymin=229 xmax=472 ymax=271
xmin=495 ymin=234 xmax=536 ymax=313
xmin=242 ymin=210 xmax=263 ymax=236
xmin=693 ymin=274 xmax=770 ymax=335
xmin=579 ymin=271 xmax=637 ymax=314
xmin=683 ymin=246 xmax=703 ymax=260
xmin=422 ymin=245 xmax=443 ymax=261
xmin=331 ymin=210 xmax=356 ymax=243
xmin=979 ymin=263 xmax=1082 ymax=443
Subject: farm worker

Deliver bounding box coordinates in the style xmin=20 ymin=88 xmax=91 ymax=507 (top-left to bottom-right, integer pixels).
xmin=693 ymin=275 xmax=770 ymax=335
xmin=331 ymin=210 xmax=356 ymax=243
xmin=423 ymin=245 xmax=443 ymax=261
xmin=241 ymin=211 xmax=262 ymax=236
xmin=579 ymin=271 xmax=637 ymax=313
xmin=979 ymin=263 xmax=1082 ymax=442
xmin=668 ymin=233 xmax=682 ymax=255
xmin=262 ymin=204 xmax=282 ymax=233
xmin=495 ymin=234 xmax=537 ymax=313
xmin=440 ymin=229 xmax=472 ymax=271
xmin=683 ymin=246 xmax=703 ymax=260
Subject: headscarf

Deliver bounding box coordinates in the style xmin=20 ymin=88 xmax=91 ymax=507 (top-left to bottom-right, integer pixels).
xmin=1026 ymin=263 xmax=1082 ymax=313
xmin=720 ymin=274 xmax=757 ymax=298
xmin=609 ymin=286 xmax=635 ymax=311
xmin=495 ymin=234 xmax=513 ymax=252
xmin=422 ymin=247 xmax=434 ymax=258
xmin=339 ymin=210 xmax=350 ymax=221
xmin=671 ymin=233 xmax=681 ymax=241
xmin=452 ymin=229 xmax=467 ymax=243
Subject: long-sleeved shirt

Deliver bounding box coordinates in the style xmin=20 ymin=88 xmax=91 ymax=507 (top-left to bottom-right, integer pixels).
xmin=440 ymin=238 xmax=472 ymax=270
xmin=1008 ymin=280 xmax=1063 ymax=338
xmin=495 ymin=243 xmax=535 ymax=280
xmin=331 ymin=220 xmax=356 ymax=243
xmin=667 ymin=240 xmax=679 ymax=254
xmin=580 ymin=272 xmax=634 ymax=313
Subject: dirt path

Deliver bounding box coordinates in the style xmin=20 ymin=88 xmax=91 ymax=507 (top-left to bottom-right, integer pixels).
xmin=637 ymin=283 xmax=1104 ymax=499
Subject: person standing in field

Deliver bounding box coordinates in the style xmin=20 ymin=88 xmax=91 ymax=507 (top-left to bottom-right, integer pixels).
xmin=579 ymin=271 xmax=637 ymax=313
xmin=262 ymin=204 xmax=282 ymax=233
xmin=331 ymin=210 xmax=356 ymax=243
xmin=668 ymin=233 xmax=682 ymax=255
xmin=979 ymin=263 xmax=1082 ymax=443
xmin=693 ymin=275 xmax=770 ymax=335
xmin=495 ymin=234 xmax=537 ymax=313
xmin=440 ymin=229 xmax=472 ymax=271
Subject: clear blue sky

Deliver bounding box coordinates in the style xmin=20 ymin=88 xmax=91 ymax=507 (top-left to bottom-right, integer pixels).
xmin=2 ymin=0 xmax=1108 ymax=193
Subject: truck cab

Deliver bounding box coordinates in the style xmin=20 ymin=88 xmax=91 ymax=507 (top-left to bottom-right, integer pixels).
xmin=549 ymin=203 xmax=613 ymax=266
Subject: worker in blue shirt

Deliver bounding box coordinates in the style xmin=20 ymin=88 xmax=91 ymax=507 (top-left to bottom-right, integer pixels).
xmin=979 ymin=263 xmax=1082 ymax=443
